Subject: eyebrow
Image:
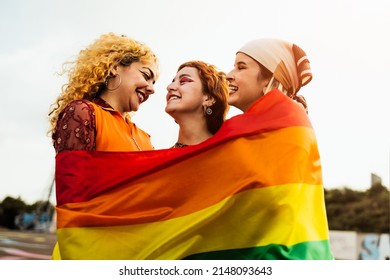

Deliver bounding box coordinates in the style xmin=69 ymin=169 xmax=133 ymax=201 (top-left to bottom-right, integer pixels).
xmin=179 ymin=74 xmax=192 ymax=79
xmin=171 ymin=73 xmax=192 ymax=83
xmin=236 ymin=61 xmax=247 ymax=67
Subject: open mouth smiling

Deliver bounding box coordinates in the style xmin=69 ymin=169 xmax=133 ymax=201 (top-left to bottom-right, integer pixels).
xmin=229 ymin=85 xmax=238 ymax=95
xmin=166 ymin=93 xmax=181 ymax=102
xmin=136 ymin=90 xmax=147 ymax=103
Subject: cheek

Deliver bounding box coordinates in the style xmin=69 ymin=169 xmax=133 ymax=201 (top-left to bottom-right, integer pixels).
xmin=237 ymin=78 xmax=252 ymax=92
xmin=237 ymin=73 xmax=254 ymax=86
xmin=129 ymin=75 xmax=145 ymax=87
xmin=248 ymin=75 xmax=263 ymax=90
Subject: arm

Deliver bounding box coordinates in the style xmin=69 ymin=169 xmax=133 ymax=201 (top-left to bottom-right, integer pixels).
xmin=52 ymin=100 xmax=96 ymax=154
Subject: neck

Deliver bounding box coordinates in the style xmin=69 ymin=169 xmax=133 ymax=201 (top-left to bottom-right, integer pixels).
xmin=99 ymin=92 xmax=126 ymax=118
xmin=175 ymin=116 xmax=212 ymax=146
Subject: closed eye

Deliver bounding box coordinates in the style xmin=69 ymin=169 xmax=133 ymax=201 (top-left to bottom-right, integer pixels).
xmin=179 ymin=77 xmax=193 ymax=84
xmin=141 ymin=71 xmax=151 ymax=80
xmin=236 ymin=62 xmax=247 ymax=70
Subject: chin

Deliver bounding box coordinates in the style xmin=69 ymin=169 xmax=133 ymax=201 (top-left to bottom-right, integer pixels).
xmin=227 ymin=98 xmax=237 ymax=107
xmin=131 ymin=104 xmax=140 ymax=112
xmin=165 ymin=105 xmax=175 ymax=114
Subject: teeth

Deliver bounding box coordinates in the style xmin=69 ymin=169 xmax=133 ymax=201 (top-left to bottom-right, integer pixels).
xmin=137 ymin=93 xmax=145 ymax=102
xmin=229 ymin=86 xmax=238 ymax=91
xmin=168 ymin=96 xmax=180 ymax=101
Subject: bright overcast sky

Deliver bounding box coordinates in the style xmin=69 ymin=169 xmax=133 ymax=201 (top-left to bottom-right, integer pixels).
xmin=0 ymin=0 xmax=389 ymax=204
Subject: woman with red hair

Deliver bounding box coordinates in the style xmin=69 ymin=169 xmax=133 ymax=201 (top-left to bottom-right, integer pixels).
xmin=165 ymin=61 xmax=229 ymax=148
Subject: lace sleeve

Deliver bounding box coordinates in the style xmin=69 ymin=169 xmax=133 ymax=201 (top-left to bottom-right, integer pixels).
xmin=52 ymin=100 xmax=96 ymax=154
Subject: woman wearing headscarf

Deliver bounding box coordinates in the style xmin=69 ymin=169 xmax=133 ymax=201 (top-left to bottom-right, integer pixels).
xmin=213 ymin=38 xmax=333 ymax=259
xmin=227 ymin=38 xmax=310 ymax=112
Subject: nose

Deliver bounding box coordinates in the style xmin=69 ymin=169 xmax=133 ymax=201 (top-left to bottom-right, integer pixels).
xmin=166 ymin=81 xmax=177 ymax=92
xmin=226 ymin=70 xmax=234 ymax=83
xmin=146 ymin=83 xmax=155 ymax=95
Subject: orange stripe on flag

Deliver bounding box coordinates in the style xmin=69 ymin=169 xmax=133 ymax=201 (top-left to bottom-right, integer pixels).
xmin=57 ymin=126 xmax=321 ymax=228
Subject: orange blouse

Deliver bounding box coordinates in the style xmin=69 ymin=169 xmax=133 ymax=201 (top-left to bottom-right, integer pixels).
xmin=90 ymin=102 xmax=153 ymax=151
xmin=53 ymin=98 xmax=153 ymax=153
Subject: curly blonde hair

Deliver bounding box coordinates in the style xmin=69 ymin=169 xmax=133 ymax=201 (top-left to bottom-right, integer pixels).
xmin=48 ymin=32 xmax=159 ymax=134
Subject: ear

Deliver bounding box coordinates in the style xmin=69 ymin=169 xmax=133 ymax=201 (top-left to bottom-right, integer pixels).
xmin=203 ymin=95 xmax=216 ymax=107
xmin=109 ymin=65 xmax=119 ymax=76
xmin=262 ymin=76 xmax=275 ymax=95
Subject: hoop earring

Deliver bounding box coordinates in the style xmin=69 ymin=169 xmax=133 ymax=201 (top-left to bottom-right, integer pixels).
xmin=205 ymin=107 xmax=213 ymax=115
xmin=105 ymin=74 xmax=122 ymax=91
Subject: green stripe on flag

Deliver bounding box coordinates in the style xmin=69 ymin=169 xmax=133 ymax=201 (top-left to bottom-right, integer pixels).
xmin=183 ymin=240 xmax=334 ymax=260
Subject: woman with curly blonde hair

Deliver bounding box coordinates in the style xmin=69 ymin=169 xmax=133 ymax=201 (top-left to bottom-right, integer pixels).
xmin=49 ymin=32 xmax=159 ymax=153
xmin=165 ymin=61 xmax=229 ymax=148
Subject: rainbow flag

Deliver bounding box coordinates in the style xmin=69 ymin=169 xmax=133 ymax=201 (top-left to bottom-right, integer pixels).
xmin=55 ymin=90 xmax=333 ymax=260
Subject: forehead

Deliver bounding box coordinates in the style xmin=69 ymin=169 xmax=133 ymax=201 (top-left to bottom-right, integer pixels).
xmin=134 ymin=61 xmax=159 ymax=75
xmin=176 ymin=66 xmax=200 ymax=78
xmin=235 ymin=52 xmax=259 ymax=66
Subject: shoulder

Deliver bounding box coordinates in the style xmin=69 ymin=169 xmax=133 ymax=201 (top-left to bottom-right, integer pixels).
xmin=57 ymin=99 xmax=96 ymax=130
xmin=53 ymin=99 xmax=97 ymax=153
xmin=63 ymin=100 xmax=95 ymax=115
xmin=59 ymin=100 xmax=95 ymax=121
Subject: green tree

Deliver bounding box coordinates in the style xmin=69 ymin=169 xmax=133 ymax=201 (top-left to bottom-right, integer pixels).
xmin=325 ymin=183 xmax=389 ymax=233
xmin=0 ymin=196 xmax=28 ymax=229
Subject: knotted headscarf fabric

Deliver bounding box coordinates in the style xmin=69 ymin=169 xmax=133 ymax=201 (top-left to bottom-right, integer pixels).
xmin=238 ymin=38 xmax=312 ymax=98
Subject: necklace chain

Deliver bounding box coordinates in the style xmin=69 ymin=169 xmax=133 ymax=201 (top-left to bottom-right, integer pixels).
xmin=132 ymin=136 xmax=142 ymax=151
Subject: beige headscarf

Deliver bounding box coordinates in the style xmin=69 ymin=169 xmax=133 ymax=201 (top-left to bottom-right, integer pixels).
xmin=238 ymin=38 xmax=312 ymax=111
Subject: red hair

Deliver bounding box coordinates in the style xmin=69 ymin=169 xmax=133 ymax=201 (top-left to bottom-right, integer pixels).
xmin=178 ymin=61 xmax=229 ymax=134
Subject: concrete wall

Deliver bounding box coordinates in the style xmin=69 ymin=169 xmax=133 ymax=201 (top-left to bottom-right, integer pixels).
xmin=329 ymin=230 xmax=390 ymax=260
